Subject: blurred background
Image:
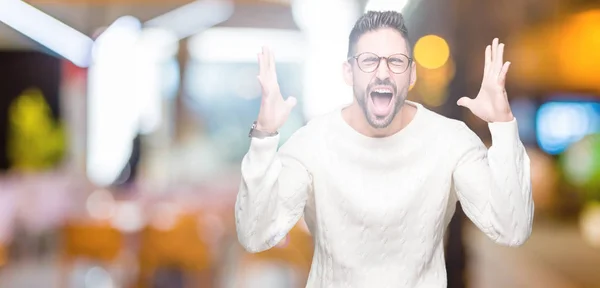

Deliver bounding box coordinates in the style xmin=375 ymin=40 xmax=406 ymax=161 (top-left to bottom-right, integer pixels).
xmin=0 ymin=0 xmax=599 ymax=287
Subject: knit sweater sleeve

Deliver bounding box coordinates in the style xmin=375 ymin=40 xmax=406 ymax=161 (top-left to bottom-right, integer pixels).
xmin=235 ymin=127 xmax=313 ymax=253
xmin=452 ymin=119 xmax=534 ymax=246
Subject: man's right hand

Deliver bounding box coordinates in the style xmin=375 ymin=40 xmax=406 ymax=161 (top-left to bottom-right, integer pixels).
xmin=255 ymin=46 xmax=297 ymax=133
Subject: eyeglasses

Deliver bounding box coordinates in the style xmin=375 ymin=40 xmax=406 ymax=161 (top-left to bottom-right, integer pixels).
xmin=348 ymin=52 xmax=412 ymax=74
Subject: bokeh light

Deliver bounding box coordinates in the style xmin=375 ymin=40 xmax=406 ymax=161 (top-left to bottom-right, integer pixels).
xmin=580 ymin=202 xmax=600 ymax=248
xmin=561 ymin=134 xmax=600 ymax=195
xmin=414 ymin=34 xmax=450 ymax=70
xmin=414 ymin=56 xmax=455 ymax=107
xmin=536 ymin=101 xmax=600 ymax=155
xmin=86 ymin=189 xmax=116 ymax=220
xmin=364 ymin=0 xmax=409 ymax=13
xmin=509 ymin=9 xmax=600 ymax=92
xmin=558 ymin=9 xmax=600 ymax=91
xmin=528 ymin=147 xmax=559 ymax=212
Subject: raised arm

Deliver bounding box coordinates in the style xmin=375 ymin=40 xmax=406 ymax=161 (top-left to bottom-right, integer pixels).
xmin=452 ymin=121 xmax=533 ymax=246
xmin=236 ymin=132 xmax=312 ymax=253
xmin=235 ymin=46 xmax=311 ymax=253
xmin=455 ymin=38 xmax=534 ymax=246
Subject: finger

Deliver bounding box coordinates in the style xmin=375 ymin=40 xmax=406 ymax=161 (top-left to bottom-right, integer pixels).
xmin=484 ymin=45 xmax=491 ymax=75
xmin=494 ymin=43 xmax=504 ymax=73
xmin=257 ymin=52 xmax=270 ymax=96
xmin=262 ymin=46 xmax=270 ymax=73
xmin=257 ymin=53 xmax=263 ymax=77
xmin=269 ymin=48 xmax=277 ymax=75
xmin=456 ymin=97 xmax=473 ymax=108
xmin=491 ymin=38 xmax=498 ymax=63
xmin=256 ymin=75 xmax=263 ymax=87
xmin=498 ymin=61 xmax=510 ymax=85
xmin=257 ymin=53 xmax=266 ymax=88
xmin=257 ymin=76 xmax=268 ymax=98
xmin=285 ymin=96 xmax=297 ymax=109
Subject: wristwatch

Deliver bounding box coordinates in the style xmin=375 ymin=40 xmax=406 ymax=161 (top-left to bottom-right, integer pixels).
xmin=248 ymin=121 xmax=279 ymax=138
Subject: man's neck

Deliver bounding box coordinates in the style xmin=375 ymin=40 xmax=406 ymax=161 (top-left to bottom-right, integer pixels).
xmin=342 ymin=101 xmax=417 ymax=138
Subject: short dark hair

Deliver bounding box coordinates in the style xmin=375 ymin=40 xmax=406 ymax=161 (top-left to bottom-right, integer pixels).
xmin=347 ymin=11 xmax=411 ymax=58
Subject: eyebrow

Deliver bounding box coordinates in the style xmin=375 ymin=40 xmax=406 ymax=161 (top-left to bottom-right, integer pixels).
xmin=353 ymin=52 xmax=410 ymax=57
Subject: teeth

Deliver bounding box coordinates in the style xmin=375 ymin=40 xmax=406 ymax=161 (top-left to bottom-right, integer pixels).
xmin=374 ymin=89 xmax=392 ymax=94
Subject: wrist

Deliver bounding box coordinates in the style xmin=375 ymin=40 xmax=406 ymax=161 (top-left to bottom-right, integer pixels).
xmin=255 ymin=122 xmax=278 ymax=134
xmin=491 ymin=111 xmax=514 ymax=123
xmin=249 ymin=121 xmax=279 ymax=139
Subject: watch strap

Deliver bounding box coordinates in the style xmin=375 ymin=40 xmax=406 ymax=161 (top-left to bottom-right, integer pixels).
xmin=248 ymin=121 xmax=278 ymax=138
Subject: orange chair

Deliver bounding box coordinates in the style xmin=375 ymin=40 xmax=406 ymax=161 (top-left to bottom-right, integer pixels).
xmin=137 ymin=212 xmax=214 ymax=288
xmin=250 ymin=225 xmax=313 ymax=271
xmin=60 ymin=220 xmax=125 ymax=287
xmin=237 ymin=224 xmax=314 ymax=288
xmin=0 ymin=243 xmax=6 ymax=268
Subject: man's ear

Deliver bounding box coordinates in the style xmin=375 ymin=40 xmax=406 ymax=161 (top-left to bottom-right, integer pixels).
xmin=342 ymin=61 xmax=354 ymax=86
xmin=409 ymin=61 xmax=417 ymax=87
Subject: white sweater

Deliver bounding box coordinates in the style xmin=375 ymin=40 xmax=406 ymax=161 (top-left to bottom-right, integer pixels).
xmin=235 ymin=101 xmax=534 ymax=288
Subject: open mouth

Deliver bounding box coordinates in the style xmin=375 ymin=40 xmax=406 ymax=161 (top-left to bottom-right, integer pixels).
xmin=369 ymin=87 xmax=394 ymax=116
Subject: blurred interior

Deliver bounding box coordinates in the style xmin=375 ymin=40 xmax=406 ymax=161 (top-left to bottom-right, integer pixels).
xmin=0 ymin=0 xmax=599 ymax=287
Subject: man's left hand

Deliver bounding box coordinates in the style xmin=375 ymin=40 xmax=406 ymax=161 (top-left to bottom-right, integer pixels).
xmin=457 ymin=38 xmax=514 ymax=123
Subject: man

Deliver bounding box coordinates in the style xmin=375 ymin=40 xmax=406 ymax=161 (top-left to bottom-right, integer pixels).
xmin=235 ymin=10 xmax=534 ymax=288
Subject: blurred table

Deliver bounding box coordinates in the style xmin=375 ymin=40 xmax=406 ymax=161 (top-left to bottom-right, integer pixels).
xmin=465 ymin=220 xmax=600 ymax=288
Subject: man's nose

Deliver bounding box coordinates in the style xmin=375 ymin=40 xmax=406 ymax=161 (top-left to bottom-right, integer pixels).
xmin=375 ymin=58 xmax=391 ymax=79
